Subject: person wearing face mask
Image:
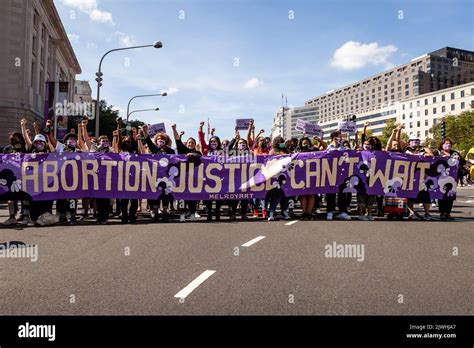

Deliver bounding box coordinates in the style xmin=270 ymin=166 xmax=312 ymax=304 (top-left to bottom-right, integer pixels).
xmin=228 ymin=138 xmax=250 ymax=221
xmin=298 ymin=137 xmax=317 ymax=220
xmin=438 ymin=138 xmax=464 ymax=221
xmin=46 ymin=130 xmax=81 ymax=225
xmin=93 ymin=135 xmax=113 ymax=224
xmin=356 ymin=140 xmax=377 ymax=221
xmin=171 ymin=124 xmax=202 ymax=222
xmin=404 ymin=135 xmax=434 ymax=220
xmin=141 ymin=126 xmax=176 ymax=222
xmin=325 ymin=132 xmax=351 ymax=221
xmin=266 ymin=136 xmax=290 ymax=221
xmin=116 ymin=128 xmax=140 ymax=224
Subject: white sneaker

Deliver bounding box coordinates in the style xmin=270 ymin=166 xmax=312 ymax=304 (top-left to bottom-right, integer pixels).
xmin=37 ymin=212 xmax=58 ymax=226
xmin=338 ymin=212 xmax=351 ymax=220
xmin=431 ymin=202 xmax=437 ymax=208
xmin=194 ymin=212 xmax=201 ymax=219
xmin=326 ymin=212 xmax=333 ymax=221
xmin=179 ymin=214 xmax=186 ymax=222
xmin=358 ymin=215 xmax=369 ymax=221
xmin=189 ymin=214 xmax=197 ymax=221
xmin=268 ymin=212 xmax=275 ymax=221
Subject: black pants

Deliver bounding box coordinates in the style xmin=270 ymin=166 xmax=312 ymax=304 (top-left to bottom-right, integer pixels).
xmin=205 ymin=200 xmax=222 ymax=217
xmin=326 ymin=193 xmax=348 ymax=213
xmin=121 ymin=199 xmax=138 ymax=221
xmin=186 ymin=201 xmax=197 ymax=214
xmin=230 ymin=200 xmax=249 ymax=215
xmin=30 ymin=200 xmax=53 ymax=221
xmin=438 ymin=199 xmax=454 ymax=215
xmin=96 ymin=198 xmax=110 ymax=222
xmin=57 ymin=199 xmax=77 ymax=217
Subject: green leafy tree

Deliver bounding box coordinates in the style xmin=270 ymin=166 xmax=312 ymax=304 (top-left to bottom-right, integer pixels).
xmin=379 ymin=118 xmax=408 ymax=147
xmin=424 ymin=110 xmax=474 ymax=155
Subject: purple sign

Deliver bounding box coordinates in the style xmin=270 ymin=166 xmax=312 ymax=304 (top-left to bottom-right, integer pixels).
xmin=0 ymin=151 xmax=459 ymax=201
xmin=148 ymin=123 xmax=166 ymax=138
xmin=295 ymin=119 xmax=323 ymax=137
xmin=235 ymin=119 xmax=253 ymax=130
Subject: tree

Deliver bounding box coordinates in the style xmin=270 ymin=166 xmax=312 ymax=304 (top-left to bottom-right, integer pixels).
xmin=424 ymin=110 xmax=474 ymax=155
xmin=379 ymin=118 xmax=408 ymax=147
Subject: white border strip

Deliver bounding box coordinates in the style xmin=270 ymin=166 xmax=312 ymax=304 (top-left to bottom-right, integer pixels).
xmin=174 ymin=270 xmax=216 ymax=299
xmin=241 ymin=236 xmax=266 ymax=247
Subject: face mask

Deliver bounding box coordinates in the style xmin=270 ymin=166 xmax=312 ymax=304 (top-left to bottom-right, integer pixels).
xmin=442 ymin=143 xmax=452 ymax=151
xmin=363 ymin=144 xmax=371 ymax=151
xmin=99 ymin=141 xmax=110 ymax=149
xmin=157 ymin=140 xmax=166 ymax=147
xmin=301 ymin=144 xmax=309 ymax=149
xmin=238 ymin=143 xmax=246 ymax=150
xmin=34 ymin=141 xmax=45 ymax=151
xmin=67 ymin=139 xmax=77 ymax=148
xmin=210 ymin=143 xmax=218 ymax=150
xmin=278 ymin=143 xmax=286 ymax=149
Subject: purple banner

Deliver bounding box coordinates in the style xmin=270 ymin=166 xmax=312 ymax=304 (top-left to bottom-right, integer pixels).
xmin=0 ymin=151 xmax=459 ymax=201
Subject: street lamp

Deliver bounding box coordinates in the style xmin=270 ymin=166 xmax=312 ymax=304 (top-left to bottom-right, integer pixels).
xmin=127 ymin=107 xmax=159 ymax=119
xmin=126 ymin=92 xmax=167 ymax=122
xmin=94 ymin=41 xmax=163 ymax=136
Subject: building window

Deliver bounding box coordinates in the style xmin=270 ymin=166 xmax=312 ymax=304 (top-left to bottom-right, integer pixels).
xmin=451 ymin=104 xmax=455 ymax=111
xmin=425 ymin=109 xmax=428 ymax=116
xmin=424 ymin=98 xmax=428 ymax=105
xmin=405 ymin=91 xmax=409 ymax=96
xmin=417 ymin=111 xmax=420 ymax=117
xmin=441 ymin=95 xmax=445 ymax=102
xmin=442 ymin=106 xmax=446 ymax=112
xmin=402 ymin=114 xmax=405 ymax=120
xmin=451 ymin=92 xmax=455 ymax=100
xmin=416 ymin=100 xmax=420 ymax=107
xmin=409 ymin=102 xmax=412 ymax=108
xmin=409 ymin=122 xmax=413 ymax=128
xmin=409 ymin=112 xmax=413 ymax=118
xmin=425 ymin=119 xmax=429 ymax=126
xmin=461 ymin=102 xmax=465 ymax=109
xmin=433 ymin=97 xmax=436 ymax=103
xmin=402 ymin=104 xmax=405 ymax=110
xmin=461 ymin=90 xmax=465 ymax=97
xmin=433 ymin=107 xmax=437 ymax=114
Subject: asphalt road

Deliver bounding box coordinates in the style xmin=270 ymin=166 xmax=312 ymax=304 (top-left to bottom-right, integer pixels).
xmin=0 ymin=188 xmax=473 ymax=315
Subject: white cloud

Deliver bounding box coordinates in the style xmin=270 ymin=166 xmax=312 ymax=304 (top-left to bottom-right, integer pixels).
xmin=114 ymin=31 xmax=136 ymax=47
xmin=60 ymin=0 xmax=115 ymax=25
xmin=67 ymin=33 xmax=80 ymax=42
xmin=243 ymin=77 xmax=261 ymax=89
xmin=160 ymin=87 xmax=179 ymax=95
xmin=330 ymin=41 xmax=398 ymax=70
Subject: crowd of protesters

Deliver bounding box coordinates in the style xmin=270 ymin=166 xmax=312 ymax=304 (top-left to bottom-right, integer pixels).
xmin=1 ymin=117 xmax=472 ymax=227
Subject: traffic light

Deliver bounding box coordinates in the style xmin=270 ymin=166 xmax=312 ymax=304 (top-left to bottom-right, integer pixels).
xmin=441 ymin=120 xmax=446 ymax=139
xmin=95 ymin=72 xmax=103 ymax=87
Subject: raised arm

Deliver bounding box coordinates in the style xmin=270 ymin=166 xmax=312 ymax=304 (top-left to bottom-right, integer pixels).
xmin=247 ymin=120 xmax=255 ymax=148
xmin=198 ymin=121 xmax=208 ymax=154
xmin=385 ymin=128 xmax=397 ymax=151
xmin=20 ymin=118 xmax=32 ymax=151
xmin=33 ymin=120 xmax=41 ymax=136
xmin=45 ymin=119 xmax=57 ymax=149
xmin=112 ymin=130 xmax=119 ymax=153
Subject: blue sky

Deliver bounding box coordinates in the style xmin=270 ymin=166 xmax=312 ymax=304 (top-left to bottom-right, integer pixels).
xmin=56 ymin=0 xmax=474 ymax=140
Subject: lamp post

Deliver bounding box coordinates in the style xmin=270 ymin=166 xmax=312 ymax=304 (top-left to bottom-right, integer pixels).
xmin=126 ymin=92 xmax=167 ymax=122
xmin=94 ymin=41 xmax=163 ymax=136
xmin=127 ymin=107 xmax=159 ymax=119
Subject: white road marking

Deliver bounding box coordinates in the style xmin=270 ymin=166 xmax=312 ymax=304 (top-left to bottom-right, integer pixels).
xmin=285 ymin=220 xmax=298 ymax=226
xmin=174 ymin=270 xmax=216 ymax=299
xmin=241 ymin=236 xmax=266 ymax=247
